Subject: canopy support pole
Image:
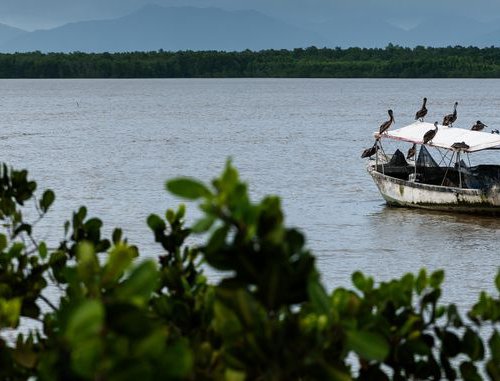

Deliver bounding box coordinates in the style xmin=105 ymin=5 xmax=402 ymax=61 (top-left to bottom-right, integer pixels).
xmin=441 ymin=152 xmax=455 ymax=186
xmin=379 ymin=140 xmax=385 ymax=175
xmin=457 ymin=151 xmax=462 ymax=188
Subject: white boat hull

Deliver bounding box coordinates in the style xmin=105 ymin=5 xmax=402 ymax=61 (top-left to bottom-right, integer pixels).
xmin=368 ymin=165 xmax=500 ymax=214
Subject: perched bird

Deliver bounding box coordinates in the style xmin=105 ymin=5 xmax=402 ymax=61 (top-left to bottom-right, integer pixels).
xmin=492 ymin=129 xmax=500 ymax=134
xmin=415 ymin=97 xmax=428 ymax=122
xmin=379 ymin=109 xmax=394 ymax=135
xmin=423 ymin=122 xmax=439 ymax=144
xmin=442 ymin=102 xmax=458 ymax=127
xmin=406 ymin=143 xmax=417 ymax=160
xmin=471 ymin=120 xmax=488 ymax=131
xmin=451 ymin=141 xmax=470 ymax=151
xmin=361 ymin=142 xmax=378 ymax=158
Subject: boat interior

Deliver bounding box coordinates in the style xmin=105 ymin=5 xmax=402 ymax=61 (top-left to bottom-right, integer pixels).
xmin=374 ymin=149 xmax=500 ymax=189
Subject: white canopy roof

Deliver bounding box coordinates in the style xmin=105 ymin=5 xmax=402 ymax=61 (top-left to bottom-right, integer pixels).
xmin=374 ymin=121 xmax=500 ymax=152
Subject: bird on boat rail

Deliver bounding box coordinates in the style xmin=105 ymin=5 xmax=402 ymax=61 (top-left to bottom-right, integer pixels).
xmin=406 ymin=143 xmax=416 ymax=160
xmin=471 ymin=120 xmax=488 ymax=131
xmin=415 ymin=97 xmax=427 ymax=122
xmin=423 ymin=122 xmax=439 ymax=144
xmin=361 ymin=141 xmax=379 ymax=158
xmin=379 ymin=109 xmax=394 ymax=135
xmin=442 ymin=102 xmax=458 ymax=127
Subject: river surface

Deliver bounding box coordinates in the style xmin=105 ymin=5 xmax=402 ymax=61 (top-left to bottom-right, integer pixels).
xmin=0 ymin=78 xmax=499 ymax=311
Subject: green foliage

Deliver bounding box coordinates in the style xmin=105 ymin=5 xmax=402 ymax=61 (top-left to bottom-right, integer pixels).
xmin=3 ymin=46 xmax=500 ymax=78
xmin=0 ymin=161 xmax=498 ymax=380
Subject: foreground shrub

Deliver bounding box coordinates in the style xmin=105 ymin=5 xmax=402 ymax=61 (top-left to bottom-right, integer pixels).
xmin=0 ymin=161 xmax=498 ymax=380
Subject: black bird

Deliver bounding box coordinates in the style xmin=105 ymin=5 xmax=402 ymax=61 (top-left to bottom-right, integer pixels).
xmin=423 ymin=122 xmax=439 ymax=144
xmin=415 ymin=97 xmax=427 ymax=122
xmin=492 ymin=129 xmax=500 ymax=134
xmin=361 ymin=142 xmax=378 ymax=158
xmin=471 ymin=120 xmax=488 ymax=131
xmin=406 ymin=143 xmax=417 ymax=160
xmin=442 ymin=102 xmax=458 ymax=127
xmin=379 ymin=109 xmax=394 ymax=135
xmin=451 ymin=141 xmax=470 ymax=151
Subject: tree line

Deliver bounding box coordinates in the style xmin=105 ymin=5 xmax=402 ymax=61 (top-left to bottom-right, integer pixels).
xmin=1 ymin=45 xmax=500 ymax=78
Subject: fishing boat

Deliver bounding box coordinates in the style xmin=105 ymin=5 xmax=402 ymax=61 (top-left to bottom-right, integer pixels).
xmin=366 ymin=121 xmax=500 ymax=214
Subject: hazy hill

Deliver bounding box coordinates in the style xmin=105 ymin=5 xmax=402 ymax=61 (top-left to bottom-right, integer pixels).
xmin=0 ymin=4 xmax=498 ymax=52
xmin=0 ymin=23 xmax=26 ymax=46
xmin=473 ymin=23 xmax=500 ymax=47
xmin=309 ymin=14 xmax=407 ymax=48
xmin=0 ymin=5 xmax=323 ymax=52
xmin=404 ymin=14 xmax=499 ymax=47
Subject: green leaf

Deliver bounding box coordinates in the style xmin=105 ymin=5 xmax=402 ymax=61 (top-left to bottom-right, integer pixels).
xmin=486 ymin=359 xmax=500 ymax=381
xmin=460 ymin=362 xmax=482 ymax=381
xmin=176 ymin=203 xmax=186 ymax=219
xmin=102 ymin=243 xmax=138 ymax=286
xmin=443 ymin=330 xmax=461 ymax=357
xmin=416 ymin=269 xmax=427 ymax=295
xmin=71 ymin=338 xmax=103 ymax=378
xmin=161 ymin=339 xmax=193 ymax=379
xmin=147 ymin=214 xmax=165 ymax=232
xmin=191 ymin=216 xmax=216 ymax=233
xmin=205 ymin=225 xmax=229 ymax=261
xmin=217 ymin=288 xmax=265 ymax=329
xmin=135 ymin=329 xmax=167 ymax=357
xmin=225 ymin=369 xmax=246 ymax=381
xmin=463 ymin=328 xmax=484 ymax=361
xmin=166 ymin=178 xmax=211 ymax=200
xmin=13 ymin=223 xmax=32 ymax=238
xmin=0 ymin=234 xmax=7 ymax=252
xmin=76 ymin=242 xmax=100 ymax=287
xmin=352 ymin=272 xmax=366 ymax=292
xmin=65 ymin=300 xmax=104 ymax=344
xmin=116 ymin=261 xmax=159 ymax=306
xmin=40 ymin=189 xmax=55 ymax=213
xmin=447 ymin=304 xmax=463 ymax=327
xmin=166 ymin=209 xmax=175 ymax=224
xmin=308 ymin=277 xmax=330 ymax=316
xmin=0 ymin=298 xmax=21 ymax=328
xmin=112 ymin=228 xmax=122 ymax=244
xmin=489 ymin=330 xmax=500 ymax=362
xmin=212 ymin=300 xmax=243 ymax=339
xmin=38 ymin=241 xmax=48 ymax=260
xmin=495 ymin=270 xmax=500 ymax=293
xmin=430 ymin=270 xmax=445 ymax=288
xmin=346 ymin=330 xmax=389 ymax=361
xmin=323 ymin=365 xmax=353 ymax=381
xmin=12 ymin=343 xmax=38 ymax=369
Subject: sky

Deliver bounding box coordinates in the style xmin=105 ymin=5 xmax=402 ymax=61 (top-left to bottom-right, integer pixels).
xmin=1 ymin=0 xmax=500 ymax=31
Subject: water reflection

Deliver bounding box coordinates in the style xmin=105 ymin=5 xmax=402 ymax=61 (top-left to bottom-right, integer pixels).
xmin=371 ymin=205 xmax=500 ymax=229
xmin=364 ymin=204 xmax=498 ymax=308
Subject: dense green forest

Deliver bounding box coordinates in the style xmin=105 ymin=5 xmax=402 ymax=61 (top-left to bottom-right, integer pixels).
xmin=1 ymin=45 xmax=500 ymax=78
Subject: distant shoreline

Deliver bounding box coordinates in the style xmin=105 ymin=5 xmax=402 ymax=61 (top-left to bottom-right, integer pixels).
xmin=1 ymin=46 xmax=500 ymax=78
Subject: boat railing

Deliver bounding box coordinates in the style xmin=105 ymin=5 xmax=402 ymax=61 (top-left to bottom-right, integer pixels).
xmin=374 ymin=162 xmax=500 ymax=190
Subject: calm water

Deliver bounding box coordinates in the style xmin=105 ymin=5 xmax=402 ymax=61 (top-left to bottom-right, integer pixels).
xmin=0 ymin=78 xmax=499 ymax=311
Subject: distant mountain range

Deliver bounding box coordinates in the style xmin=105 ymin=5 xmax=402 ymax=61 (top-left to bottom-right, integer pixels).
xmin=0 ymin=4 xmax=499 ymax=52
xmin=0 ymin=23 xmax=26 ymax=46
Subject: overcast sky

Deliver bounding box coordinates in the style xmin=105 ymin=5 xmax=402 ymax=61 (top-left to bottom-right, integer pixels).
xmin=1 ymin=0 xmax=499 ymax=31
